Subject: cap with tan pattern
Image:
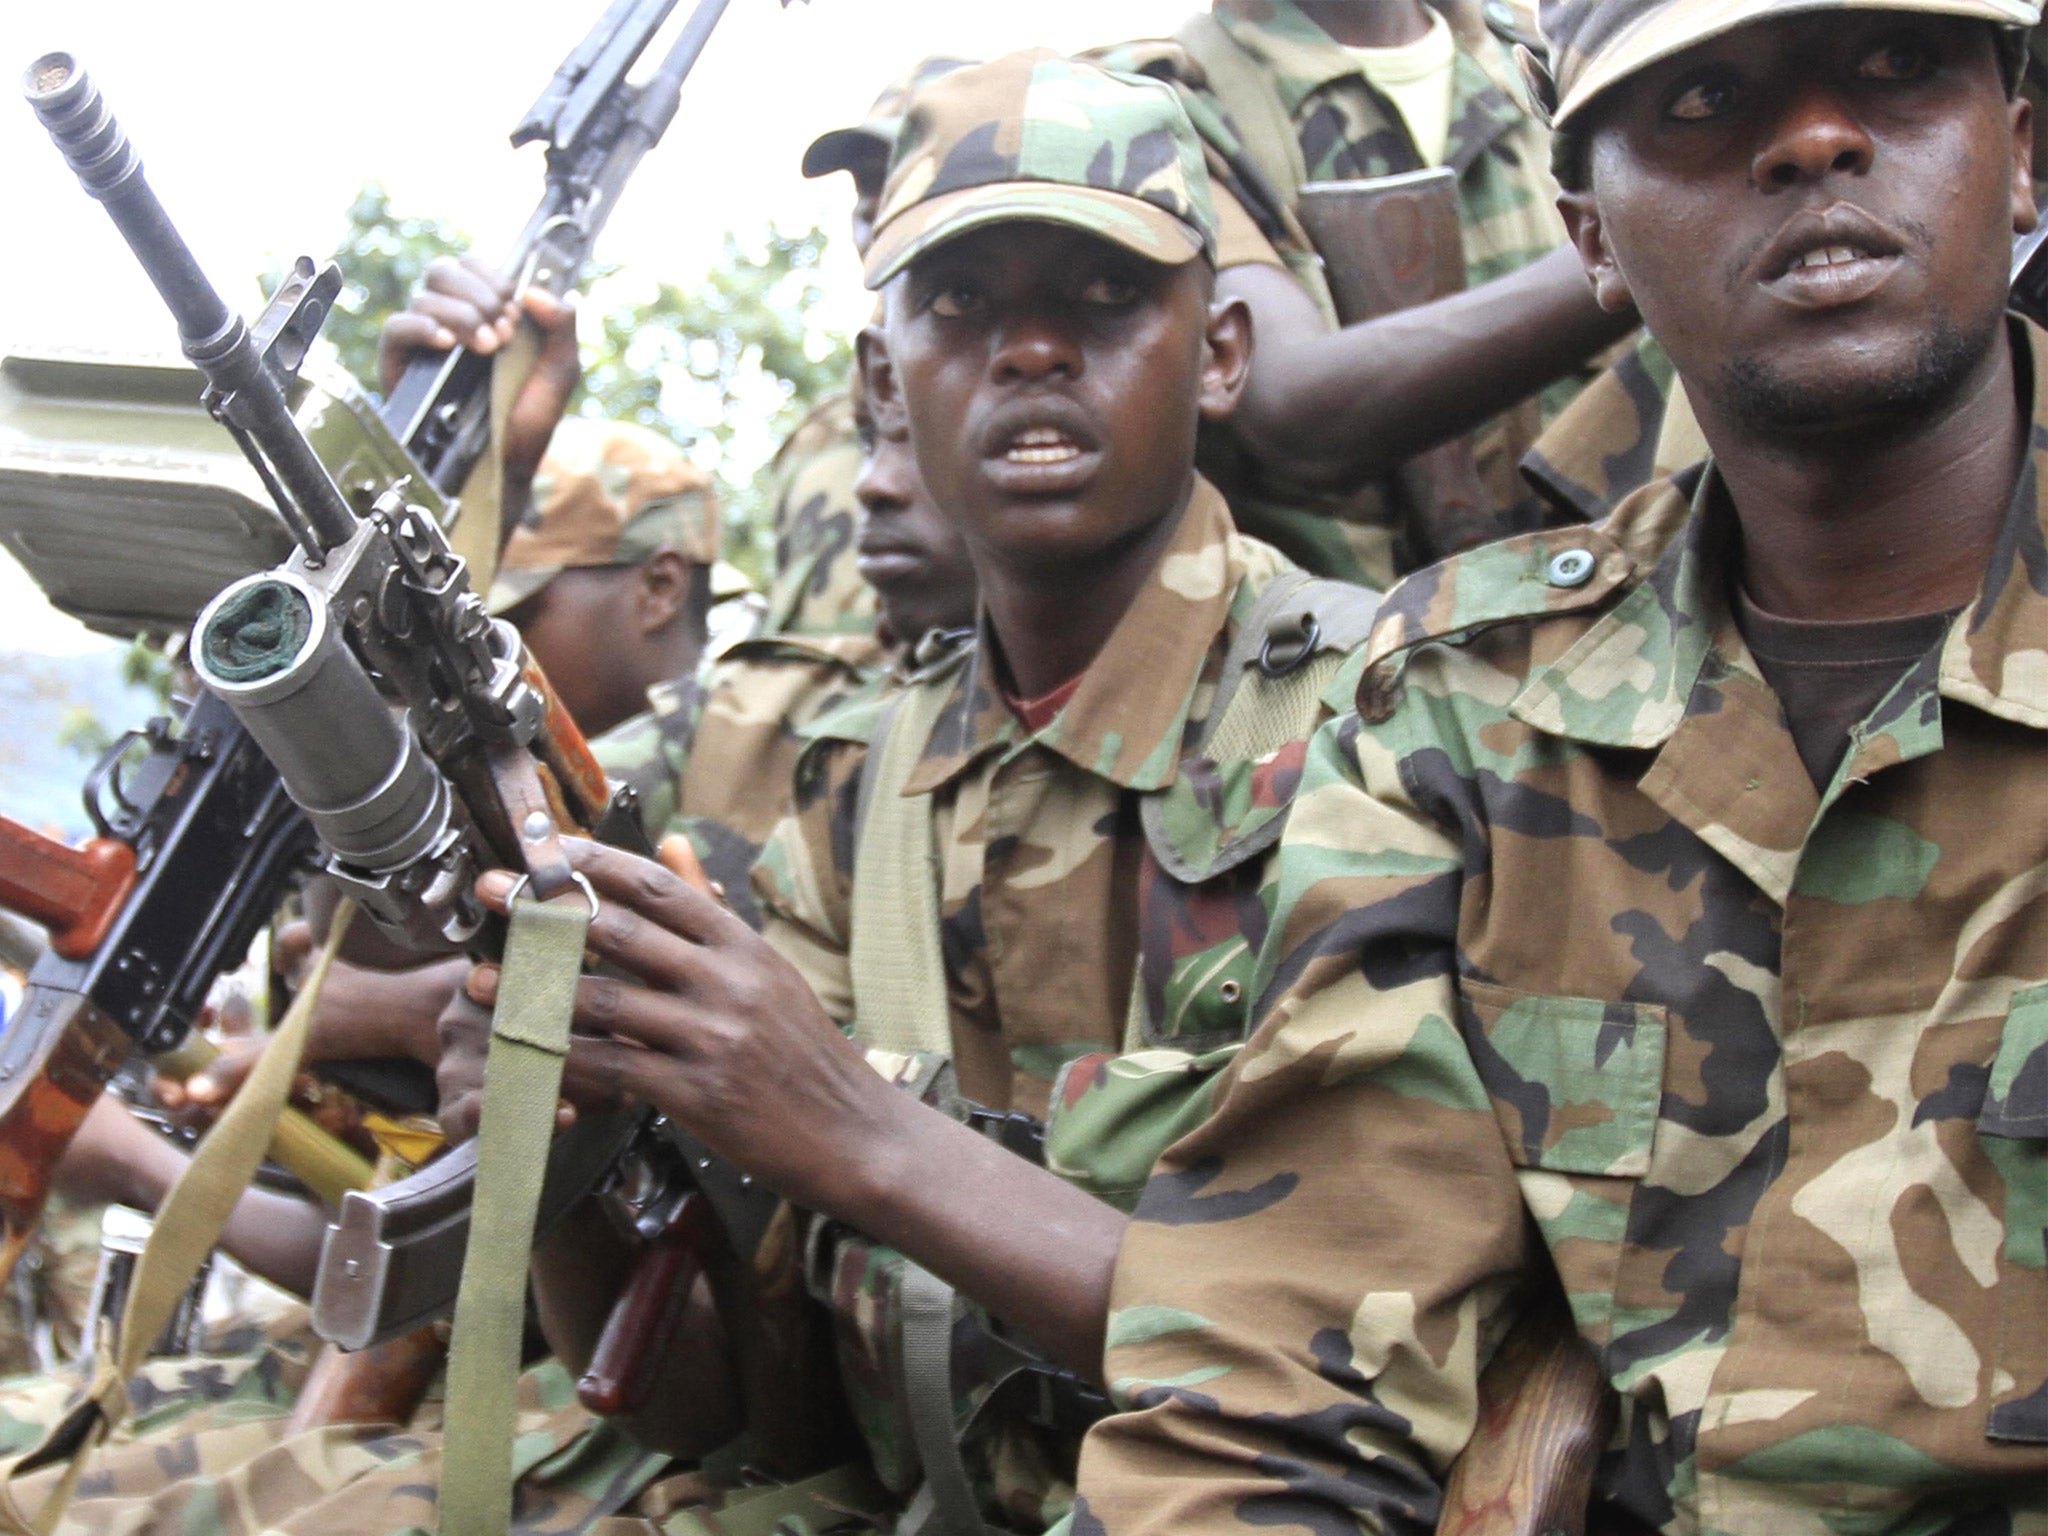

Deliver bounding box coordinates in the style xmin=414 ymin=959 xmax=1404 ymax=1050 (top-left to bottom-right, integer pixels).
xmin=862 ymin=49 xmax=1218 ymax=289
xmin=802 ymin=55 xmax=978 ymax=183
xmin=486 ymin=417 xmax=720 ymax=615
xmin=1529 ymin=0 xmax=2039 ymax=127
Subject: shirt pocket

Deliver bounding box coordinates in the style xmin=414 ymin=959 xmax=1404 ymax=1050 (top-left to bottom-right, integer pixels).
xmin=1463 ymin=978 xmax=1668 ymax=1349
xmin=1979 ymin=983 xmax=2048 ymax=1445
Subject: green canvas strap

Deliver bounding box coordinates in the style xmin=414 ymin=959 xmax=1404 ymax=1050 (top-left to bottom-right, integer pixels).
xmin=849 ymin=676 xmax=957 ymax=1057
xmin=0 ymin=901 xmax=357 ymax=1535
xmin=438 ymin=887 xmax=594 ymax=1536
xmin=898 ymin=1263 xmax=986 ymax=1536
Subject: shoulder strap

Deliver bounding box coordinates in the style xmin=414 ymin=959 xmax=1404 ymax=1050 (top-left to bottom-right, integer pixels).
xmin=1174 ymin=13 xmax=1310 ymax=213
xmin=848 ymin=674 xmax=957 ymax=1058
xmin=1201 ymin=572 xmax=1382 ymax=766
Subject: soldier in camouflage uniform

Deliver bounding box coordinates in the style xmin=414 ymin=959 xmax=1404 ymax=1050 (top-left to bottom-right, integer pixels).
xmin=1077 ymin=3 xmax=2048 ymax=1533
xmin=762 ymin=56 xmax=975 ymax=642
xmin=432 ymin=53 xmax=1375 ymax=1535
xmin=1087 ymin=0 xmax=1636 ymax=586
xmin=488 ymin=415 xmax=726 ymax=741
xmin=595 ymin=369 xmax=976 ymax=929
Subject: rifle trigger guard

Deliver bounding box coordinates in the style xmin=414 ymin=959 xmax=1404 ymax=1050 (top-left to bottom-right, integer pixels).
xmin=503 ymin=870 xmax=599 ymax=921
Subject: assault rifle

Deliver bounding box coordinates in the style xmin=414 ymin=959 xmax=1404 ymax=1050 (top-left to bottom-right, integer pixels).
xmin=24 ymin=0 xmax=787 ymax=1414
xmin=0 ymin=706 xmax=372 ymax=1282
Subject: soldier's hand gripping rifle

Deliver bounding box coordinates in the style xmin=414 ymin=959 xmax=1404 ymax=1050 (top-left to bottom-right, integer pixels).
xmin=23 ymin=0 xmax=780 ymax=1380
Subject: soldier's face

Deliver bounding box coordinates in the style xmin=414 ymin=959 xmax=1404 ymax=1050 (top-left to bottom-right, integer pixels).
xmin=1561 ymin=14 xmax=2034 ymax=440
xmin=851 ymin=407 xmax=977 ymax=645
xmin=873 ymin=223 xmax=1246 ymax=574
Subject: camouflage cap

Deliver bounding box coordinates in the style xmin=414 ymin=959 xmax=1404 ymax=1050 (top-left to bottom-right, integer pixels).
xmin=1532 ymin=0 xmax=2041 ymax=127
xmin=486 ymin=417 xmax=720 ymax=615
xmin=861 ymin=49 xmax=1218 ymax=289
xmin=801 ymin=56 xmax=978 ymax=183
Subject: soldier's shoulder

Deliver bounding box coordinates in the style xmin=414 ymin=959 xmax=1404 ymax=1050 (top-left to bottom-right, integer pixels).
xmin=1355 ymin=525 xmax=1641 ymax=724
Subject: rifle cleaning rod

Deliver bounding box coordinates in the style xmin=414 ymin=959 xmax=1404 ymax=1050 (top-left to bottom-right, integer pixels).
xmin=23 ymin=54 xmax=361 ymax=557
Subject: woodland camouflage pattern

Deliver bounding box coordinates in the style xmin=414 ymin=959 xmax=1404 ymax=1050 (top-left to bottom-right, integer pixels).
xmin=486 ymin=417 xmax=720 ymax=616
xmin=756 ymin=480 xmax=1367 ymax=1530
xmin=1521 ymin=332 xmax=1706 ymax=525
xmin=594 ymin=627 xmax=884 ymax=929
xmin=1529 ymin=0 xmax=2041 ymax=127
xmin=1077 ymin=322 xmax=2048 ymax=1536
xmin=761 ymin=392 xmax=880 ymax=639
xmin=1091 ymin=0 xmax=1589 ymax=589
xmin=0 ymin=1197 xmax=100 ymax=1380
xmin=861 ymin=50 xmax=1219 ymax=288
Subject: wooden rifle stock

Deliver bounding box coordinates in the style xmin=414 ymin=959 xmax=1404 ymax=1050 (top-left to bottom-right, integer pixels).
xmin=1295 ymin=172 xmax=1507 ymax=563
xmin=1439 ymin=1282 xmax=1617 ymax=1536
xmin=0 ymin=818 xmax=135 ymax=961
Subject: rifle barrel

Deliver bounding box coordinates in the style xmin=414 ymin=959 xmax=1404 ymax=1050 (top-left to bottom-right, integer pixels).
xmin=22 ymin=54 xmax=360 ymax=558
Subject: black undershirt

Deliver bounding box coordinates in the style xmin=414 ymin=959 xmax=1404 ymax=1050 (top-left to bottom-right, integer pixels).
xmin=1733 ymin=589 xmax=1956 ymax=791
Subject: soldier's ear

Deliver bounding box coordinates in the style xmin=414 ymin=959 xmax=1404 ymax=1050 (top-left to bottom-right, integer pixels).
xmin=634 ymin=549 xmax=692 ymax=634
xmin=1559 ymin=190 xmax=1635 ymax=314
xmin=1199 ymin=293 xmax=1252 ymax=422
xmin=858 ymin=326 xmax=909 ymax=437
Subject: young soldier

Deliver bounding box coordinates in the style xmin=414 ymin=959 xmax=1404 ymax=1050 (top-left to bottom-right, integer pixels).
xmin=1088 ymin=0 xmax=1638 ymax=583
xmin=596 ymin=371 xmax=977 ymax=930
xmin=1077 ymin=3 xmax=2048 ymax=1533
xmin=486 ymin=415 xmax=725 ymax=740
xmin=442 ymin=51 xmax=1375 ymax=1532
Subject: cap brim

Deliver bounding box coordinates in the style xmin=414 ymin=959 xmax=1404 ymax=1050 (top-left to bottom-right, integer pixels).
xmin=802 ymin=125 xmax=891 ymax=180
xmin=709 ymin=559 xmax=755 ymax=600
xmin=862 ymin=183 xmax=1206 ymax=289
xmin=485 ymin=565 xmax=554 ymax=617
xmin=1554 ymin=0 xmax=2040 ymax=127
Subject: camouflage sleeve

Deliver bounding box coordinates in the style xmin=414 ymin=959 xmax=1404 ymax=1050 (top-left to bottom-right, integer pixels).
xmin=1074 ymin=704 xmax=1531 ymax=1536
xmin=752 ymin=736 xmax=866 ymax=1029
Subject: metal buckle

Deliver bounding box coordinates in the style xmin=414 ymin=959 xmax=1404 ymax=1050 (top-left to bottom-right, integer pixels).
xmin=503 ymin=869 xmax=600 ymax=920
xmin=1258 ymin=613 xmax=1322 ymax=678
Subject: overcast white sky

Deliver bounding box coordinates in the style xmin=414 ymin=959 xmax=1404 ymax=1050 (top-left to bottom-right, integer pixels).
xmin=0 ymin=0 xmax=1199 ymax=653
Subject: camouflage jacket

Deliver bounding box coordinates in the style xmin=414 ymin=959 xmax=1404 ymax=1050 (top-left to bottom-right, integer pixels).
xmin=761 ymin=391 xmax=879 ymax=640
xmin=1078 ymin=329 xmax=2048 ymax=1536
xmin=594 ymin=629 xmax=884 ymax=930
xmin=1091 ymin=0 xmax=1580 ymax=589
xmin=755 ymin=479 xmax=1372 ymax=1530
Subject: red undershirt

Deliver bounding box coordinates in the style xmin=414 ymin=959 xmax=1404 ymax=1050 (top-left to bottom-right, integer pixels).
xmin=1004 ymin=674 xmax=1084 ymax=734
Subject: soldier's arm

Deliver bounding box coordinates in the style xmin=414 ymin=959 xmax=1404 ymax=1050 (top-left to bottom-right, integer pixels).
xmin=1074 ymin=707 xmax=1531 ymax=1536
xmin=1222 ymin=248 xmax=1635 ymax=492
xmin=55 ymin=1094 xmax=333 ymax=1297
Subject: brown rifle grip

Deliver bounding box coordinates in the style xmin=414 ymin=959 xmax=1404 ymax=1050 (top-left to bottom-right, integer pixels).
xmin=285 ymin=1325 xmax=448 ymax=1433
xmin=1439 ymin=1289 xmax=1616 ymax=1536
xmin=0 ymin=819 xmax=135 ymax=960
xmin=577 ymin=1192 xmax=713 ymax=1416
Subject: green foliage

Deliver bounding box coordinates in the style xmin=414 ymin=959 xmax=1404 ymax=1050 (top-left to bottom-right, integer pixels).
xmin=58 ymin=637 xmax=178 ymax=761
xmin=271 ymin=183 xmax=471 ymax=387
xmin=271 ymin=185 xmax=851 ymax=586
xmin=577 ymin=226 xmax=854 ymax=581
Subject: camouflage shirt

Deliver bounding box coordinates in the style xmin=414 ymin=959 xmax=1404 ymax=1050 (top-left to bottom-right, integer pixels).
xmin=1091 ymin=0 xmax=1582 ymax=589
xmin=755 ymin=479 xmax=1372 ymax=1530
xmin=760 ymin=391 xmax=879 ymax=640
xmin=595 ymin=630 xmax=885 ymax=931
xmin=1077 ymin=325 xmax=2048 ymax=1536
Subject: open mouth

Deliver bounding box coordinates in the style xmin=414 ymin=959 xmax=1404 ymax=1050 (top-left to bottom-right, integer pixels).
xmin=1002 ymin=426 xmax=1086 ymax=466
xmin=1757 ymin=205 xmax=1906 ymax=309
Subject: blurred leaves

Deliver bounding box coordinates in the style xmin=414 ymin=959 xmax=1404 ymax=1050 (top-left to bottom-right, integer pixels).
xmin=273 ymin=184 xmax=850 ymax=585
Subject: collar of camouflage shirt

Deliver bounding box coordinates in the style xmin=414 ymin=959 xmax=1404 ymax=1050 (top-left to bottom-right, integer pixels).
xmin=1210 ymin=0 xmax=1531 ymax=173
xmin=902 ymin=475 xmax=1247 ymax=796
xmin=1362 ymin=316 xmax=2048 ymax=904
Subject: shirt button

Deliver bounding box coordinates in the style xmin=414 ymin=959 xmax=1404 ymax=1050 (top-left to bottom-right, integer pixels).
xmin=1546 ymin=548 xmax=1596 ymax=588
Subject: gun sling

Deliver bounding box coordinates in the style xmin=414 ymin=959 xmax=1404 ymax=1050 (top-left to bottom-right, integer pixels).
xmin=437 ymin=888 xmax=594 ymax=1536
xmin=0 ymin=903 xmax=358 ymax=1536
